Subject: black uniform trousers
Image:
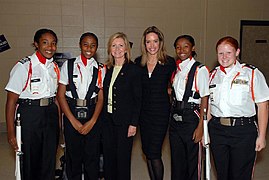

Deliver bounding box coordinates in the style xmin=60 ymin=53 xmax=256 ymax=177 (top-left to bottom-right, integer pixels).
xmin=64 ymin=104 xmax=100 ymax=180
xmin=18 ymin=103 xmax=59 ymax=180
xmin=101 ymin=113 xmax=134 ymax=180
xmin=169 ymin=109 xmax=200 ymax=180
xmin=208 ymin=117 xmax=258 ymax=180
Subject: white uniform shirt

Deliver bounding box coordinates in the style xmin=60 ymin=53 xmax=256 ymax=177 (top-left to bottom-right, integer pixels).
xmin=59 ymin=56 xmax=106 ymax=99
xmin=209 ymin=60 xmax=269 ymax=117
xmin=5 ymin=52 xmax=58 ymax=99
xmin=173 ymin=58 xmax=210 ymax=104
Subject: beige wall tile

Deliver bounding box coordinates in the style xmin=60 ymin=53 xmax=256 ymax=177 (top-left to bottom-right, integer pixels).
xmin=84 ymin=5 xmax=105 ymax=17
xmin=0 ymin=2 xmax=40 ymax=15
xmin=39 ymin=4 xmax=62 ymax=15
xmin=63 ymin=26 xmax=83 ymax=38
xmin=105 ymin=17 xmax=125 ymax=28
xmin=105 ymin=6 xmax=125 ymax=17
xmin=62 ymin=15 xmax=83 ymax=26
xmin=105 ymin=27 xmax=125 ymax=38
xmin=84 ymin=16 xmax=105 ymax=28
xmin=62 ymin=37 xmax=79 ymax=48
xmin=40 ymin=15 xmax=62 ymax=26
xmin=62 ymin=4 xmax=83 ymax=16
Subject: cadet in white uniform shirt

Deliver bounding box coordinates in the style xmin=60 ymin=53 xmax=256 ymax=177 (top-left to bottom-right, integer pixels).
xmin=169 ymin=35 xmax=209 ymax=180
xmin=208 ymin=36 xmax=269 ymax=180
xmin=57 ymin=32 xmax=106 ymax=180
xmin=5 ymin=28 xmax=60 ymax=180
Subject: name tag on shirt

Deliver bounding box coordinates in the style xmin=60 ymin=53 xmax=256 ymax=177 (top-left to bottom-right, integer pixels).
xmin=209 ymin=84 xmax=216 ymax=88
xmin=31 ymin=78 xmax=41 ymax=82
xmin=232 ymin=79 xmax=248 ymax=85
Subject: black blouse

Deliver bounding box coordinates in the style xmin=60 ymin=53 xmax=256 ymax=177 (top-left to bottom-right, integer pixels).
xmin=134 ymin=56 xmax=176 ymax=115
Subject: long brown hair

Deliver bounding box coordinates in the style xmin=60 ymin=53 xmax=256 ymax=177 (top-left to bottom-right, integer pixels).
xmin=140 ymin=26 xmax=167 ymax=66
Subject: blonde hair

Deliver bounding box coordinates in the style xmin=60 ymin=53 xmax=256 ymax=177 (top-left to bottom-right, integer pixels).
xmin=106 ymin=32 xmax=131 ymax=68
xmin=140 ymin=26 xmax=167 ymax=66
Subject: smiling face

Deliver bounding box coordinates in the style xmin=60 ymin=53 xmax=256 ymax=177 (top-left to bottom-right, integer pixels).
xmin=34 ymin=32 xmax=57 ymax=59
xmin=145 ymin=32 xmax=160 ymax=56
xmin=217 ymin=43 xmax=240 ymax=68
xmin=80 ymin=35 xmax=98 ymax=59
xmin=111 ymin=37 xmax=126 ymax=61
xmin=175 ymin=38 xmax=195 ymax=61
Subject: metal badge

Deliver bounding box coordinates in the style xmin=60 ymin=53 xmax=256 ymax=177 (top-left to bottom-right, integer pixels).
xmin=173 ymin=113 xmax=183 ymax=122
xmin=75 ymin=106 xmax=88 ymax=119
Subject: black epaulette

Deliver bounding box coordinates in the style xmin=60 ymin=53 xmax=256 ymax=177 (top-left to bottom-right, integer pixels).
xmin=18 ymin=57 xmax=31 ymax=64
xmin=198 ymin=64 xmax=204 ymax=68
xmin=242 ymin=63 xmax=256 ymax=70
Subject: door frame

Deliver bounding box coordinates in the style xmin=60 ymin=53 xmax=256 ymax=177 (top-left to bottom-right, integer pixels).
xmin=239 ymin=20 xmax=269 ymax=60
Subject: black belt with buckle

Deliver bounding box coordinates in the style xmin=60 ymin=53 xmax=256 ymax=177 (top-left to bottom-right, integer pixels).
xmin=173 ymin=101 xmax=200 ymax=111
xmin=66 ymin=96 xmax=98 ymax=107
xmin=213 ymin=116 xmax=256 ymax=126
xmin=18 ymin=97 xmax=55 ymax=106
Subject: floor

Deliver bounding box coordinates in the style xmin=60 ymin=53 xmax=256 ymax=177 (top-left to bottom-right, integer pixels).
xmin=1 ymin=129 xmax=269 ymax=180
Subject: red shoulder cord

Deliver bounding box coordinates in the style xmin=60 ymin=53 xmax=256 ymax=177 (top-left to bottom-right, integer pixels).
xmin=22 ymin=61 xmax=32 ymax=92
xmin=171 ymin=59 xmax=182 ymax=83
xmin=250 ymin=69 xmax=255 ymax=101
xmin=209 ymin=68 xmax=217 ymax=84
xmin=53 ymin=62 xmax=60 ymax=82
xmin=98 ymin=65 xmax=106 ymax=88
xmin=194 ymin=66 xmax=199 ymax=93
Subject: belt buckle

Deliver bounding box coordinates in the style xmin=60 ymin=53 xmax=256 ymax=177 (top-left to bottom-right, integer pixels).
xmin=76 ymin=99 xmax=87 ymax=107
xmin=40 ymin=98 xmax=49 ymax=106
xmin=220 ymin=117 xmax=232 ymax=126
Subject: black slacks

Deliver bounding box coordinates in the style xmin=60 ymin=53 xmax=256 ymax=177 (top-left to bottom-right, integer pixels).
xmin=208 ymin=117 xmax=257 ymax=180
xmin=64 ymin=105 xmax=100 ymax=180
xmin=101 ymin=113 xmax=134 ymax=180
xmin=169 ymin=109 xmax=201 ymax=180
xmin=18 ymin=103 xmax=59 ymax=180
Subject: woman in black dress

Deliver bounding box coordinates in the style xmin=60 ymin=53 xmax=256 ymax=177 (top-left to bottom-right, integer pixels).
xmin=135 ymin=26 xmax=176 ymax=180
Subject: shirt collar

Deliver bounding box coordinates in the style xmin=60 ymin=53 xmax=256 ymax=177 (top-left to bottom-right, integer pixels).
xmin=36 ymin=51 xmax=46 ymax=64
xmin=218 ymin=60 xmax=241 ymax=75
xmin=179 ymin=57 xmax=195 ymax=71
xmin=76 ymin=56 xmax=98 ymax=68
xmin=31 ymin=52 xmax=53 ymax=68
xmin=34 ymin=51 xmax=53 ymax=66
xmin=81 ymin=54 xmax=87 ymax=66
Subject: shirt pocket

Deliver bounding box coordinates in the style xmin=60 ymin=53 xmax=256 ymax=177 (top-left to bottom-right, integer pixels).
xmin=229 ymin=83 xmax=250 ymax=106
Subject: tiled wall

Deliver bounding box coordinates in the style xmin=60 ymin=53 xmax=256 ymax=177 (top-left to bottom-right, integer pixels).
xmin=0 ymin=0 xmax=269 ymax=123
